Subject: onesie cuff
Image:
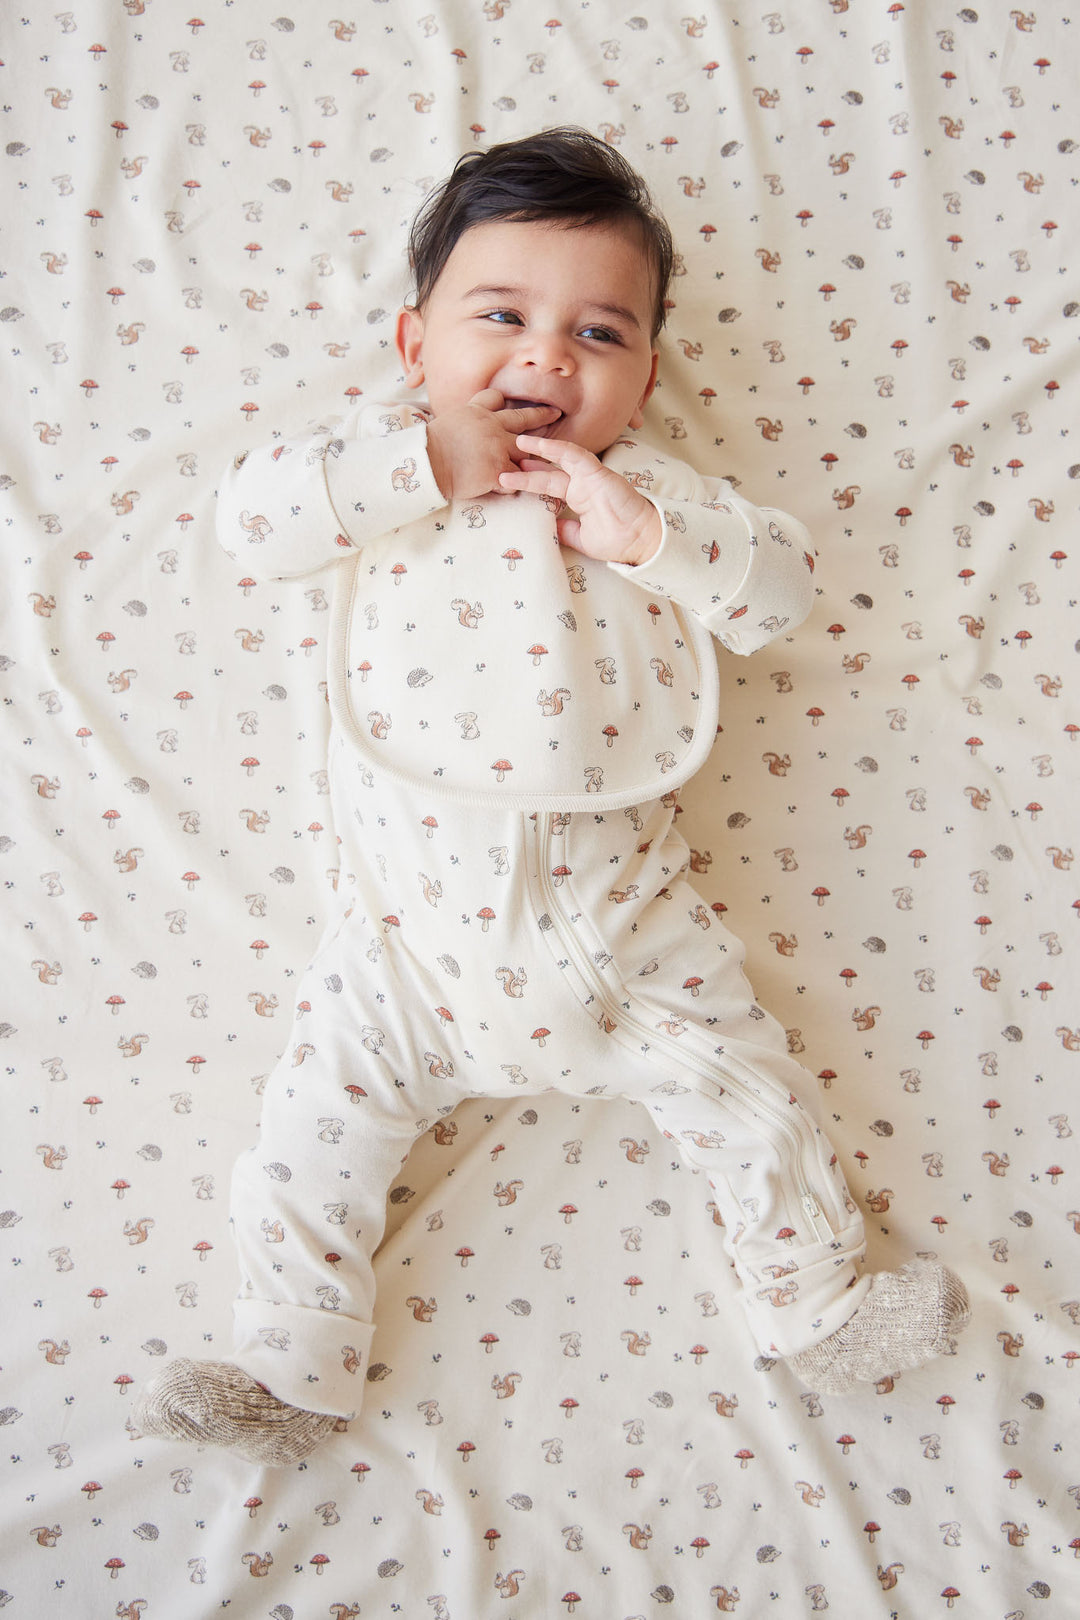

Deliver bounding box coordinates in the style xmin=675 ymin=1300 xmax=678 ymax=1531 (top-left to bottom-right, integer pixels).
xmin=608 ymin=494 xmax=815 ymax=654
xmin=608 ymin=493 xmax=754 ymax=618
xmin=322 ymin=415 xmax=447 ymax=544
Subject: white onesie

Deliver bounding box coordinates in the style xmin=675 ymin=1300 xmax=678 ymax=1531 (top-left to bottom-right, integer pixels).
xmin=215 ymin=402 xmax=869 ymax=1419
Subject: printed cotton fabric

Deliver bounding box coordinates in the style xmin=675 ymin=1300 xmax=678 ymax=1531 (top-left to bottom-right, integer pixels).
xmin=2 ymin=5 xmax=1077 ymax=1617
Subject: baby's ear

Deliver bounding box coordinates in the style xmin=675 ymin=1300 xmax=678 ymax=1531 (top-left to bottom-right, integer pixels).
xmin=395 ymin=306 xmax=425 ymax=388
xmin=628 ymin=350 xmax=660 ymax=429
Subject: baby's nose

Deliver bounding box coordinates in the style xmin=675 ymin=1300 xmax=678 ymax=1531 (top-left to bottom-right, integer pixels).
xmin=520 ymin=329 xmax=575 ymax=373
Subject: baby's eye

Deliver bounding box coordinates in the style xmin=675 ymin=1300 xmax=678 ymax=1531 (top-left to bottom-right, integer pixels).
xmin=580 ymin=325 xmax=621 ymax=344
xmin=483 ymin=309 xmax=523 ymax=326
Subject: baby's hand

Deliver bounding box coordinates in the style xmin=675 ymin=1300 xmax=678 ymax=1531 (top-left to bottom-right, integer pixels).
xmin=425 ymin=389 xmax=561 ymax=502
xmin=499 ymin=436 xmax=662 ymax=566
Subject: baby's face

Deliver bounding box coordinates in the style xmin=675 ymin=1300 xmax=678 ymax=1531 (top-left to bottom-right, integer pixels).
xmin=396 ymin=218 xmax=660 ymax=455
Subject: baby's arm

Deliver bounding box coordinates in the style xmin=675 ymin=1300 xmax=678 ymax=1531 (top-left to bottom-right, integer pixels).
xmin=215 ymin=404 xmax=446 ymax=581
xmin=502 ymin=434 xmax=814 ymax=656
xmin=611 ymin=480 xmax=815 ymax=656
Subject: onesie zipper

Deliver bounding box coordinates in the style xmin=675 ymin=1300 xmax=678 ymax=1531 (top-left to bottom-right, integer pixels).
xmin=532 ymin=813 xmax=837 ymax=1247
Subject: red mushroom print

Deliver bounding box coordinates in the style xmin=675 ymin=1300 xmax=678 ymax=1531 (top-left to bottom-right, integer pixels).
xmin=836 ymin=1433 xmax=856 ymax=1456
xmin=936 ymin=1395 xmax=955 ymax=1417
xmin=734 ymin=1449 xmax=754 ymax=1469
xmin=683 ymin=977 xmax=703 ymax=997
xmin=106 ymin=995 xmax=125 ymax=1016
xmin=456 ymin=1247 xmax=474 ymax=1268
xmin=81 ymin=1482 xmax=103 ymax=1502
xmin=457 ymin=1440 xmax=476 ymax=1461
xmin=560 ymin=1398 xmax=579 ymax=1419
xmin=244 ymin=1496 xmax=263 ymax=1518
xmin=111 ymin=1180 xmax=130 ymax=1199
xmin=114 ymin=1374 xmax=133 ymax=1395
xmin=864 ymin=1521 xmax=880 ymax=1543
xmin=626 ymin=1467 xmax=644 ymax=1489
xmin=527 ymin=644 xmax=548 ymax=666
xmin=531 ymin=1027 xmax=549 ymax=1048
xmin=422 ymin=816 xmax=438 ymax=838
xmin=193 ymin=1240 xmax=213 ymax=1261
xmin=559 ymin=1204 xmax=577 ymax=1224
xmin=492 ymin=760 xmax=513 ymax=784
xmin=88 ymin=1287 xmax=108 ymax=1308
xmin=478 ymin=907 xmax=497 ymax=933
xmin=502 ymin=549 xmax=522 ymax=571
xmin=689 ymin=1345 xmax=708 ymax=1366
xmin=1001 ymin=1283 xmax=1019 ymax=1303
xmin=563 ymin=1595 xmax=582 ymax=1614
xmin=484 ymin=1529 xmax=501 ymax=1552
xmin=310 ymin=1554 xmax=330 ymax=1575
xmin=479 ymin=1333 xmax=499 ymax=1354
xmin=351 ymin=1462 xmax=371 ymax=1484
xmin=691 ymin=1537 xmax=710 ymax=1558
xmin=1003 ymin=1469 xmax=1022 ymax=1489
xmin=624 ymin=1276 xmax=643 ymax=1297
xmin=105 ymin=1558 xmax=125 ymax=1580
xmin=941 ymin=1589 xmax=960 ymax=1609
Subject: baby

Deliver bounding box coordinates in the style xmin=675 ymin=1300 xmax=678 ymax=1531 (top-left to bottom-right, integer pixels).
xmin=137 ymin=129 xmax=968 ymax=1466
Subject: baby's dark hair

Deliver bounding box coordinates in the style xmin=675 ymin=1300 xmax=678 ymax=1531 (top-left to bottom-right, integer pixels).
xmin=407 ymin=127 xmax=675 ymax=342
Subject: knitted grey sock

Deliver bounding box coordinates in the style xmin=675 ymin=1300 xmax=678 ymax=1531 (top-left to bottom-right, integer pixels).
xmin=134 ymin=1358 xmax=340 ymax=1467
xmin=788 ymin=1259 xmax=970 ymax=1394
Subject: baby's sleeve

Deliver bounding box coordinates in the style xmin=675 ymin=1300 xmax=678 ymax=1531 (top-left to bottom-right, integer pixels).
xmin=607 ymin=470 xmax=816 ymax=655
xmin=215 ymin=403 xmax=446 ymax=581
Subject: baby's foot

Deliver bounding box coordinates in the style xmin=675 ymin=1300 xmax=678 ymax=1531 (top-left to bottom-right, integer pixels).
xmin=788 ymin=1259 xmax=970 ymax=1394
xmin=134 ymin=1357 xmax=340 ymax=1466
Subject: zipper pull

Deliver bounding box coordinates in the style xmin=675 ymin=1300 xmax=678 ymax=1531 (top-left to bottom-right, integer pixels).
xmin=802 ymin=1194 xmax=822 ymax=1221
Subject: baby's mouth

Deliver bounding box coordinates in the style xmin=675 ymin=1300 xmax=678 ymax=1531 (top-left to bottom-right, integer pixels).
xmin=506 ymin=398 xmax=564 ymax=434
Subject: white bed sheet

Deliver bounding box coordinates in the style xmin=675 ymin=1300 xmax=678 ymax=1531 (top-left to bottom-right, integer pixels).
xmin=3 ymin=3 xmax=1078 ymax=1615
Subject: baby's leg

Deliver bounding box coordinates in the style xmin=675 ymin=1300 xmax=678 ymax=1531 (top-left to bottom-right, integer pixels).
xmin=544 ymin=821 xmax=969 ymax=1391
xmin=623 ymin=1032 xmax=968 ymax=1389
xmin=136 ymin=915 xmax=463 ymax=1464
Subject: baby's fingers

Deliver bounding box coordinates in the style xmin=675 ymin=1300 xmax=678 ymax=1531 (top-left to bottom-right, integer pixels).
xmin=498 ymin=465 xmax=570 ymax=501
